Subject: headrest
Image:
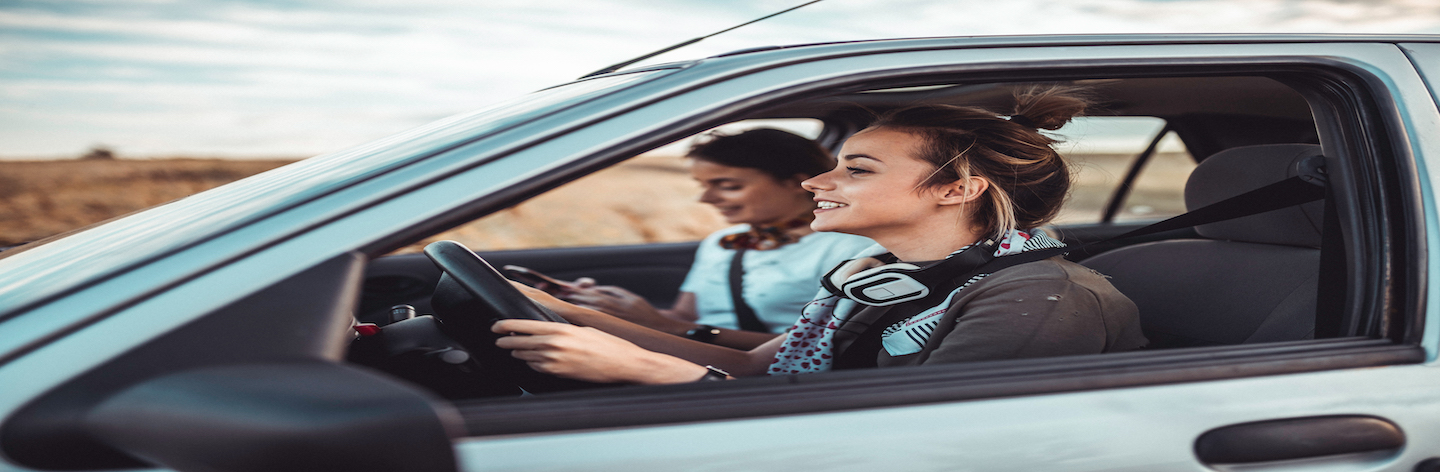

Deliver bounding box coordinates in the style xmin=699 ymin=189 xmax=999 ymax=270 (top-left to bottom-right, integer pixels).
xmin=1185 ymin=144 xmax=1326 ymax=248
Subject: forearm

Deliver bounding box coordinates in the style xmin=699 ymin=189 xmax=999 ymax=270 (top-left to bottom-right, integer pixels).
xmin=564 ymin=308 xmax=775 ymax=376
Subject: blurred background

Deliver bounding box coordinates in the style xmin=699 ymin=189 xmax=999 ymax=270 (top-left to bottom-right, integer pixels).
xmin=3 ymin=0 xmax=1438 ymax=249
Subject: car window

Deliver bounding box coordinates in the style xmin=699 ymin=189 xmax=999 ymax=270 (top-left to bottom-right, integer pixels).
xmin=389 ymin=118 xmax=824 ymax=253
xmin=1113 ymin=131 xmax=1196 ymax=222
xmin=1051 ymin=116 xmax=1188 ymax=225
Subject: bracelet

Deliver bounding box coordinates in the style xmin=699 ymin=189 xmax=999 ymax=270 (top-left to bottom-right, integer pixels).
xmin=684 ymin=324 xmax=722 ymax=344
xmin=696 ymin=365 xmax=730 ymax=382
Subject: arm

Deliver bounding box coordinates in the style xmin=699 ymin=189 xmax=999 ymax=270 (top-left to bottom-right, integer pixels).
xmin=513 ymin=282 xmax=781 ymax=378
xmin=562 ymin=287 xmax=779 ymax=350
xmin=663 ymin=292 xmax=699 ymax=322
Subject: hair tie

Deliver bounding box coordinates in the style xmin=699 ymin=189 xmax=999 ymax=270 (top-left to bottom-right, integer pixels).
xmin=1008 ymin=114 xmax=1036 ymax=128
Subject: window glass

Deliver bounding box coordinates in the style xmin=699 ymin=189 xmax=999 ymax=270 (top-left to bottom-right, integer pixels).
xmin=1050 ymin=116 xmax=1171 ymax=224
xmin=392 ymin=119 xmax=824 ymax=253
xmin=1114 ymin=132 xmax=1196 ymax=222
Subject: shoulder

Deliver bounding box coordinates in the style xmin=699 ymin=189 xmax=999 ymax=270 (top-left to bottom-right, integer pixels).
xmin=984 ymin=257 xmax=1100 ymax=284
xmin=960 ymin=257 xmax=1130 ymax=307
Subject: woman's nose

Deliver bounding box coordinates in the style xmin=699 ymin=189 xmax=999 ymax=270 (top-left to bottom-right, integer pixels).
xmin=698 ymin=187 xmax=721 ymax=204
xmin=801 ymin=173 xmax=831 ymax=192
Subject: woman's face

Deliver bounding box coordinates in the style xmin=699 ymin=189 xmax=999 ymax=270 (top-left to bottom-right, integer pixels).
xmin=802 ymin=128 xmax=956 ymax=239
xmin=690 ymin=159 xmax=814 ymax=226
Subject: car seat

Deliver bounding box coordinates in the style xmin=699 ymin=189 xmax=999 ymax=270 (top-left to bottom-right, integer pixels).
xmin=1080 ymin=144 xmax=1327 ymax=349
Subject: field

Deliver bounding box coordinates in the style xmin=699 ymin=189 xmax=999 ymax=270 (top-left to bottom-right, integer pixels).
xmin=0 ymin=152 xmax=1188 ymax=251
xmin=0 ymin=158 xmax=294 ymax=247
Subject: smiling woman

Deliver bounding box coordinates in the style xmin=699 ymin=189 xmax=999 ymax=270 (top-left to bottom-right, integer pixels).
xmin=552 ymin=129 xmax=874 ymax=349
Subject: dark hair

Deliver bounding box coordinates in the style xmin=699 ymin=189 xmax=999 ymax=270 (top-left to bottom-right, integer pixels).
xmin=867 ymin=85 xmax=1090 ymax=239
xmin=687 ymin=128 xmax=834 ymax=181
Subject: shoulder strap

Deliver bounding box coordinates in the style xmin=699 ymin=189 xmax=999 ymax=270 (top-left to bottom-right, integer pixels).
xmin=728 ymin=249 xmax=771 ymax=333
xmin=977 ymin=172 xmax=1328 ymax=275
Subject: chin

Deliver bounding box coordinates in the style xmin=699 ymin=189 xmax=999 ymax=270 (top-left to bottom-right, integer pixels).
xmin=809 ymin=219 xmax=844 ymax=234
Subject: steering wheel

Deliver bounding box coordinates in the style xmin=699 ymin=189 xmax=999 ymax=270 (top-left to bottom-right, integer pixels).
xmin=422 ymin=240 xmax=605 ymax=393
xmin=423 ymin=240 xmax=567 ymax=324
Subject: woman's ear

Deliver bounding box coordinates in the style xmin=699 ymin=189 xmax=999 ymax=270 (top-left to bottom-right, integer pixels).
xmin=936 ymin=176 xmax=989 ymax=206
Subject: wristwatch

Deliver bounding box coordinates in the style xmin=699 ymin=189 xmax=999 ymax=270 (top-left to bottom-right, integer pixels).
xmin=696 ymin=365 xmax=730 ymax=382
xmin=684 ymin=324 xmax=722 ymax=343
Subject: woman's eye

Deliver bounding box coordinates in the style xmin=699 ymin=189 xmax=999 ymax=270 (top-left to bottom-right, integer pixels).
xmin=719 ymin=185 xmax=743 ymax=191
xmin=846 ymin=166 xmax=871 ymax=175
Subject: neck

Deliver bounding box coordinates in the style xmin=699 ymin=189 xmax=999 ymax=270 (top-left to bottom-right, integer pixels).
xmin=753 ymin=209 xmax=815 ymax=234
xmin=870 ymin=222 xmax=986 ymax=262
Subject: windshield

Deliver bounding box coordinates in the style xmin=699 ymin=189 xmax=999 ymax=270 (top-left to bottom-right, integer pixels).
xmin=0 ymin=69 xmax=673 ymax=316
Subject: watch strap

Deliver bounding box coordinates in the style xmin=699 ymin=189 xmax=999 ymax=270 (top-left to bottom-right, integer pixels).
xmin=696 ymin=365 xmax=730 ymax=382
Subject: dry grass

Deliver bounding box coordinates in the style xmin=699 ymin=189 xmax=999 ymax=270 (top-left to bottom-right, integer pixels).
xmin=397 ymin=155 xmax=729 ymax=253
xmin=0 ymin=158 xmax=294 ymax=246
xmin=0 ymin=152 xmax=1189 ymax=250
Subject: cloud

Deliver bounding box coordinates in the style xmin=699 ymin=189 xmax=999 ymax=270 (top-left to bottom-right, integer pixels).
xmin=1 ymin=0 xmax=1438 ymax=157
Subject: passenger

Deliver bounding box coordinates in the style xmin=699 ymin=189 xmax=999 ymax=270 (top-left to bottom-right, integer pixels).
xmin=493 ymin=87 xmax=1147 ymax=383
xmin=557 ymin=129 xmax=873 ymax=350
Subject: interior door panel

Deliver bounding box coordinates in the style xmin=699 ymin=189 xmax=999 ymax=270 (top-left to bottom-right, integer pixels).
xmin=358 ymin=242 xmax=698 ymax=323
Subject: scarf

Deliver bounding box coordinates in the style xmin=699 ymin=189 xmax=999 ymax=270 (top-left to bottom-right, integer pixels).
xmin=718 ymin=215 xmax=814 ymax=251
xmin=767 ymin=229 xmax=1067 ymax=375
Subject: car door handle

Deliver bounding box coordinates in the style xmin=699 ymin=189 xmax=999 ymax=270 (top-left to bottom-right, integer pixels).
xmin=1195 ymin=415 xmax=1404 ymax=465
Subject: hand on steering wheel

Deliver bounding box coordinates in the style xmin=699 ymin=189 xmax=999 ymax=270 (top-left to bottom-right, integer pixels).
xmin=423 ymin=240 xmax=610 ymax=393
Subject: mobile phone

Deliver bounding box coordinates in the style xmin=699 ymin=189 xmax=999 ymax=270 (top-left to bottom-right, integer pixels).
xmin=502 ymin=265 xmax=573 ymax=295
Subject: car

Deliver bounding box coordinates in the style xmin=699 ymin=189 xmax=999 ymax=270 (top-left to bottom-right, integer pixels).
xmin=3 ymin=34 xmax=1440 ymax=472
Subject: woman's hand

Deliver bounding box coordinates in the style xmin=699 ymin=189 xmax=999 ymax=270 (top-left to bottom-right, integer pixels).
xmin=560 ymin=285 xmax=694 ymax=335
xmin=492 ymin=319 xmax=707 ymax=384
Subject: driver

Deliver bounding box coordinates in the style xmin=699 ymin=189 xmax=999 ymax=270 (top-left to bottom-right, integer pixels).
xmin=491 ymin=87 xmax=1148 ymax=383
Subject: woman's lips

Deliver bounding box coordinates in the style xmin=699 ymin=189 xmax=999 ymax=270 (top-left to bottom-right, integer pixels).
xmin=815 ymin=201 xmax=848 ymax=211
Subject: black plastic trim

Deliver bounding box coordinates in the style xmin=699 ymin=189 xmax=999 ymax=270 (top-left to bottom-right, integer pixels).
xmin=1194 ymin=415 xmax=1403 ymax=464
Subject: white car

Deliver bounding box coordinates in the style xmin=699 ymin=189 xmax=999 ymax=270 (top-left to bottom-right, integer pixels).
xmin=3 ymin=34 xmax=1440 ymax=471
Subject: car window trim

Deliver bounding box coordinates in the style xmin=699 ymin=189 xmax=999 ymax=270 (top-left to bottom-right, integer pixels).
xmin=405 ymin=58 xmax=1422 ymax=438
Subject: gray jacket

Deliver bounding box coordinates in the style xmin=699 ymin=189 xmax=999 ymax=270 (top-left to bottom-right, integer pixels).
xmin=830 ymin=257 xmax=1148 ymax=368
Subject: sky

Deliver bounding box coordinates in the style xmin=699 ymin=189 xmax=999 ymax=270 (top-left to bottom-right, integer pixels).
xmin=2 ymin=0 xmax=1440 ymax=159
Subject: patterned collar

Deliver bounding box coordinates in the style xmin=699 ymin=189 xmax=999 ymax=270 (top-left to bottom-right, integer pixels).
xmin=718 ymin=215 xmax=814 ymax=251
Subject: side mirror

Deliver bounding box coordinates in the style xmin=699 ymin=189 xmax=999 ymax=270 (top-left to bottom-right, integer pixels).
xmin=85 ymin=363 xmax=461 ymax=472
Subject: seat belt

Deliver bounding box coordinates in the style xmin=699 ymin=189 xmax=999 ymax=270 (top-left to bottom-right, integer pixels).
xmin=975 ymin=170 xmax=1328 ymax=275
xmin=728 ymin=249 xmax=772 ymax=333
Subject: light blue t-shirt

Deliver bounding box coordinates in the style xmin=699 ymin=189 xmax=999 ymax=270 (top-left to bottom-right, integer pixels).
xmin=679 ymin=226 xmax=875 ymax=332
